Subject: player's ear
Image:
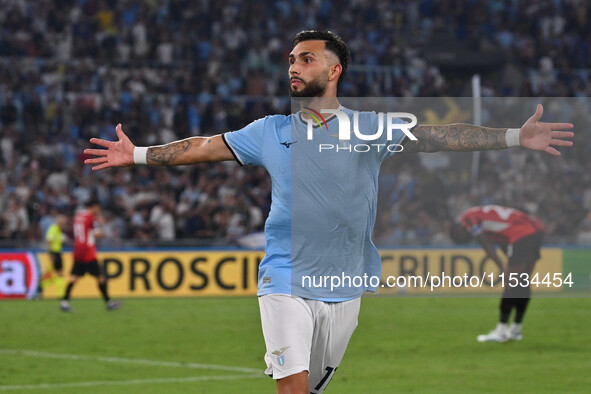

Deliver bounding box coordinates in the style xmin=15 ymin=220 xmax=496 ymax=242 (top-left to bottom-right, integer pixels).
xmin=328 ymin=63 xmax=342 ymax=83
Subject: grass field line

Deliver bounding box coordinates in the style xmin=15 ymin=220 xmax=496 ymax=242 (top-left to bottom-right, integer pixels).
xmin=0 ymin=374 xmax=264 ymax=391
xmin=0 ymin=348 xmax=262 ymax=374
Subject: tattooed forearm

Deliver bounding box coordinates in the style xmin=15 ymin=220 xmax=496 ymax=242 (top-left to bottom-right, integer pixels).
xmin=404 ymin=124 xmax=508 ymax=153
xmin=147 ymin=140 xmax=192 ymax=165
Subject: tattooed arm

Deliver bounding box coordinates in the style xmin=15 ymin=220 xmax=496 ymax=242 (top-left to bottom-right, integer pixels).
xmin=403 ymin=124 xmax=508 ymax=153
xmin=403 ymin=104 xmax=574 ymax=156
xmin=84 ymin=124 xmax=234 ymax=170
xmin=145 ymin=136 xmax=232 ymax=165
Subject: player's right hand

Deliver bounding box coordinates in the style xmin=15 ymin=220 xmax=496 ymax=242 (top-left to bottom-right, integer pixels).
xmin=84 ymin=123 xmax=135 ymax=171
xmin=520 ymin=104 xmax=574 ymax=156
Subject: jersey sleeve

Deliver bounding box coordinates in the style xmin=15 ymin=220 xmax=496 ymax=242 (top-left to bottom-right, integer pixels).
xmin=222 ymin=117 xmax=267 ymax=166
xmin=375 ymin=113 xmax=410 ymax=160
xmin=461 ymin=214 xmax=483 ymax=236
xmin=46 ymin=224 xmax=57 ymax=242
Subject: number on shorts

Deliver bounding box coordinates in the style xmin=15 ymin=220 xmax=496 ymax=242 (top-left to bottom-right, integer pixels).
xmin=313 ymin=366 xmax=338 ymax=392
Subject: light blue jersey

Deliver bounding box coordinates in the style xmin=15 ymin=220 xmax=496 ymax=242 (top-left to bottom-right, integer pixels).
xmin=223 ymin=108 xmax=407 ymax=301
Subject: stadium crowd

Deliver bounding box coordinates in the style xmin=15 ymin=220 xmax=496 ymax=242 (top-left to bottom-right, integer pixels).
xmin=0 ymin=0 xmax=590 ymax=247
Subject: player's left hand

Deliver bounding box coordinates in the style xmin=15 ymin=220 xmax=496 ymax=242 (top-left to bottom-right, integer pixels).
xmin=520 ymin=104 xmax=574 ymax=156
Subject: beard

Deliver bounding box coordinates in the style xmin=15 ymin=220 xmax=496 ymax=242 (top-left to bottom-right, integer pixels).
xmin=289 ymin=76 xmax=327 ymax=98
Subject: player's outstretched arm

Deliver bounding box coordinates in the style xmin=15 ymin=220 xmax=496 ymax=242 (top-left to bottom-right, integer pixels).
xmin=474 ymin=233 xmax=505 ymax=268
xmin=84 ymin=124 xmax=234 ymax=171
xmin=404 ymin=104 xmax=574 ymax=156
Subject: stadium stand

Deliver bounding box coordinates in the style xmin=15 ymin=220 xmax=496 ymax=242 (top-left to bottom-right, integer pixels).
xmin=0 ymin=0 xmax=589 ymax=247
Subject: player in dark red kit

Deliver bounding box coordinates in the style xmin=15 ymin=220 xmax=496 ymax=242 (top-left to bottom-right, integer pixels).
xmin=450 ymin=205 xmax=544 ymax=342
xmin=61 ymin=199 xmax=121 ymax=312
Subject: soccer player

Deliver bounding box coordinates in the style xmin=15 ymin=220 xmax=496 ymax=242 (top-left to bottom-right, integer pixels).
xmin=42 ymin=214 xmax=68 ymax=297
xmin=61 ymin=199 xmax=121 ymax=312
xmin=84 ymin=31 xmax=573 ymax=393
xmin=450 ymin=205 xmax=545 ymax=342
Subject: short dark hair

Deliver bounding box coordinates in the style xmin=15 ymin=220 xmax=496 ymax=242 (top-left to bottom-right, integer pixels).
xmin=85 ymin=197 xmax=100 ymax=208
xmin=449 ymin=223 xmax=472 ymax=244
xmin=292 ymin=30 xmax=350 ymax=85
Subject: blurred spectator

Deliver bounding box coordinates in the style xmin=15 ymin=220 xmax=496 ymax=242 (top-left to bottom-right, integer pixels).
xmin=150 ymin=195 xmax=176 ymax=240
xmin=2 ymin=196 xmax=29 ymax=239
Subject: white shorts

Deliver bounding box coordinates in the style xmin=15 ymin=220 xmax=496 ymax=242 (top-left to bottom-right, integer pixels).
xmin=258 ymin=294 xmax=361 ymax=393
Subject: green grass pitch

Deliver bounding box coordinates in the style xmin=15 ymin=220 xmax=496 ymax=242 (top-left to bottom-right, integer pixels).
xmin=1 ymin=296 xmax=589 ymax=393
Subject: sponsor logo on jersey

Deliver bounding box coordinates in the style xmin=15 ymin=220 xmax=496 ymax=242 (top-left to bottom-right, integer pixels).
xmin=280 ymin=141 xmax=297 ymax=148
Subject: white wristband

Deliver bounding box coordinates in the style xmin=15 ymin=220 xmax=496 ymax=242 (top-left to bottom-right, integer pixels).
xmin=505 ymin=128 xmax=521 ymax=148
xmin=133 ymin=146 xmax=149 ymax=165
